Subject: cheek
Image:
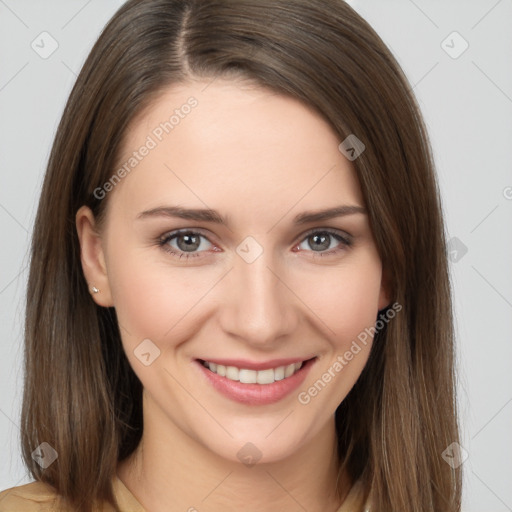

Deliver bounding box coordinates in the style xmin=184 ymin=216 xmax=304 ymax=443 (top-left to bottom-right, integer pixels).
xmin=293 ymin=254 xmax=383 ymax=347
xmin=105 ymin=239 xmax=220 ymax=344
xmin=294 ymin=259 xmax=382 ymax=410
xmin=333 ymin=269 xmax=381 ymax=344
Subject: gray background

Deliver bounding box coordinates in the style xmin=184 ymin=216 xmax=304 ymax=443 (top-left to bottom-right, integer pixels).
xmin=1 ymin=1 xmax=511 ymax=510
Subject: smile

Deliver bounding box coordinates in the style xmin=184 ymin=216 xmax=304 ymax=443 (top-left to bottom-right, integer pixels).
xmin=202 ymin=360 xmax=304 ymax=384
xmin=196 ymin=357 xmax=316 ymax=405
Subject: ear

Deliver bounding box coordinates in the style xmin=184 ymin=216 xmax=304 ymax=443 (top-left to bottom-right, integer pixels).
xmin=76 ymin=206 xmax=114 ymax=307
xmin=378 ymin=265 xmax=392 ymax=311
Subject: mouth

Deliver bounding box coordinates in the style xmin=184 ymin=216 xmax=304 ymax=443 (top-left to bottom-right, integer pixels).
xmin=195 ymin=357 xmax=316 ymax=405
xmin=200 ymin=359 xmax=307 ymax=384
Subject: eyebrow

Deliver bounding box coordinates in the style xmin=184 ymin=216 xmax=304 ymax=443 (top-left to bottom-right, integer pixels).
xmin=136 ymin=205 xmax=367 ymax=225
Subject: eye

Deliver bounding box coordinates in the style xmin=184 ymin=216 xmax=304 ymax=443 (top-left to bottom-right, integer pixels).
xmin=157 ymin=228 xmax=352 ymax=261
xmin=295 ymin=229 xmax=352 ymax=257
xmin=158 ymin=230 xmax=215 ymax=259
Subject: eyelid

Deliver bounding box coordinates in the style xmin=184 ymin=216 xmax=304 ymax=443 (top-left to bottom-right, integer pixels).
xmin=297 ymin=226 xmax=352 ymax=244
xmin=157 ymin=226 xmax=353 ymax=259
xmin=158 ymin=227 xmax=216 ymax=244
xmin=158 ymin=227 xmax=352 ymax=246
xmin=158 ymin=228 xmax=218 ymax=254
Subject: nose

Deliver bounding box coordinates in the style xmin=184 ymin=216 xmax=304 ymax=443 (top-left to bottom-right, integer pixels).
xmin=218 ymin=248 xmax=299 ymax=349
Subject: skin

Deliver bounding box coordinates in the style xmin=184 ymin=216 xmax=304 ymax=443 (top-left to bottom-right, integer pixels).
xmin=76 ymin=78 xmax=390 ymax=512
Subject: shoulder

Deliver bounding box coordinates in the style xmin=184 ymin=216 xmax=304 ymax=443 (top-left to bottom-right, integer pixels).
xmin=0 ymin=480 xmax=66 ymax=511
xmin=0 ymin=477 xmax=145 ymax=512
xmin=338 ymin=478 xmax=372 ymax=512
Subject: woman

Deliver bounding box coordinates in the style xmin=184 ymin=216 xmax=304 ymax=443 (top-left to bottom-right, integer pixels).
xmin=0 ymin=0 xmax=462 ymax=511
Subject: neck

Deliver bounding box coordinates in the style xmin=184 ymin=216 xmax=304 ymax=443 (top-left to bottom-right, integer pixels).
xmin=117 ymin=392 xmax=351 ymax=512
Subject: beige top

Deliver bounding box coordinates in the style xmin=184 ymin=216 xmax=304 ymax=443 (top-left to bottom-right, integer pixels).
xmin=0 ymin=476 xmax=371 ymax=511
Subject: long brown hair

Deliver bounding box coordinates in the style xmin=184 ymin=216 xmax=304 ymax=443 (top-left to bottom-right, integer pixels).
xmin=20 ymin=0 xmax=461 ymax=510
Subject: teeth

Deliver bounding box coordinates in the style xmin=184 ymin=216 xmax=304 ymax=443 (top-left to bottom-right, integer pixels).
xmin=274 ymin=366 xmax=285 ymax=381
xmin=256 ymin=369 xmax=275 ymax=384
xmin=239 ymin=369 xmax=257 ymax=384
xmin=284 ymin=363 xmax=295 ymax=378
xmin=204 ymin=360 xmax=305 ymax=384
xmin=226 ymin=366 xmax=239 ymax=381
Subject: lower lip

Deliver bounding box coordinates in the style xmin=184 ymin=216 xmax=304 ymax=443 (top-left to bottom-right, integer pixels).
xmin=196 ymin=358 xmax=316 ymax=406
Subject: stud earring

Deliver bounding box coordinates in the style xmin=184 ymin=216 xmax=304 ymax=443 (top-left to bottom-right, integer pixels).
xmin=91 ymin=286 xmax=100 ymax=294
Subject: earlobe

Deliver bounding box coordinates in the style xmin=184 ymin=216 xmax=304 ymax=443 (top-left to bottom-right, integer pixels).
xmin=75 ymin=206 xmax=114 ymax=307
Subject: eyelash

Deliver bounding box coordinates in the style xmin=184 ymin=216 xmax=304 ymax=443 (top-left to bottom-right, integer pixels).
xmin=157 ymin=228 xmax=353 ymax=260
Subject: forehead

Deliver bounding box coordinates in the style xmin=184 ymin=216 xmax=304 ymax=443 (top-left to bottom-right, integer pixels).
xmin=109 ymin=79 xmax=364 ymax=222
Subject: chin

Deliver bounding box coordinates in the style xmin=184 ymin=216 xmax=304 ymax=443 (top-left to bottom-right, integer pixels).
xmin=196 ymin=421 xmax=313 ymax=466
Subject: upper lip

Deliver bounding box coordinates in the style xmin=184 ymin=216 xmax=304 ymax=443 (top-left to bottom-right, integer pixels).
xmin=198 ymin=357 xmax=315 ymax=371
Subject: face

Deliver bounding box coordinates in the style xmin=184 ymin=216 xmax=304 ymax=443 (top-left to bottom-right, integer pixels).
xmin=78 ymin=79 xmax=389 ymax=465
